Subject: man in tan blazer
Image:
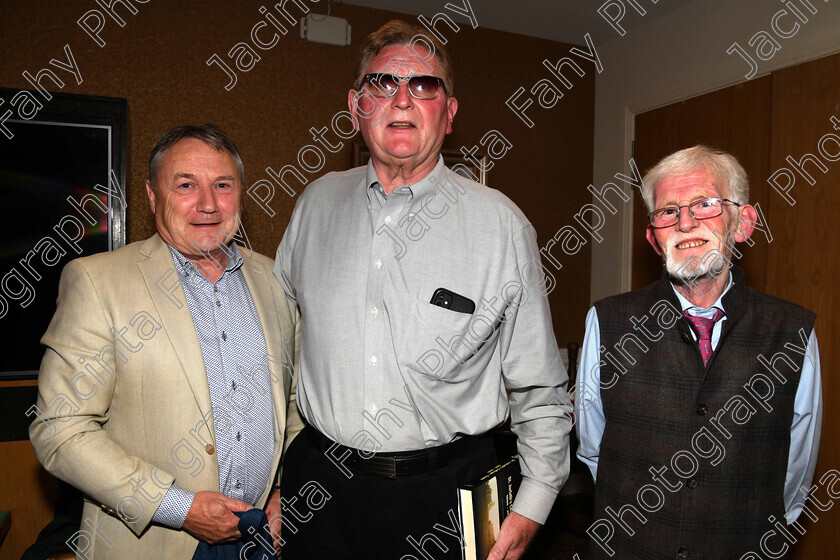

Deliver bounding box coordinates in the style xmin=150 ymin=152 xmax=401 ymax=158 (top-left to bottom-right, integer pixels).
xmin=29 ymin=124 xmax=302 ymax=559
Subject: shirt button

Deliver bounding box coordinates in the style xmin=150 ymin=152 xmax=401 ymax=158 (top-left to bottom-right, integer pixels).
xmin=236 ymin=432 xmax=241 ymax=441
xmin=696 ymin=404 xmax=707 ymax=416
xmin=235 ymin=482 xmax=242 ymax=489
xmin=231 ymin=381 xmax=237 ymax=390
xmin=375 ymin=259 xmax=383 ymax=269
xmin=677 ymin=547 xmax=689 ymax=558
xmin=687 ymin=478 xmax=698 ymax=489
xmin=221 ymin=331 xmax=227 ymax=341
xmin=369 ymin=355 xmax=378 ymax=365
xmin=369 ymin=404 xmax=378 ymax=413
xmin=216 ymin=300 xmax=221 ymax=307
xmin=384 ymin=215 xmax=392 ymax=224
xmin=371 ymin=306 xmax=379 ymax=317
xmin=214 ymin=286 xmax=219 ymax=293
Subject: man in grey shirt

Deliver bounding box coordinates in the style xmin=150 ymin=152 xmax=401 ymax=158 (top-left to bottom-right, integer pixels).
xmin=274 ymin=20 xmax=571 ymax=560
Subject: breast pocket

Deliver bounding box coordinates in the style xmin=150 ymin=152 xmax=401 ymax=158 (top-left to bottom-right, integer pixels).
xmin=399 ymin=296 xmax=489 ymax=382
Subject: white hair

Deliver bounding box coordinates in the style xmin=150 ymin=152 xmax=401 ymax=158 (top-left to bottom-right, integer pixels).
xmin=641 ymin=145 xmax=749 ymax=213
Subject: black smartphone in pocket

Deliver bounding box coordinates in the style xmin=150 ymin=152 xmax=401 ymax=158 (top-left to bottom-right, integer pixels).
xmin=430 ymin=288 xmax=475 ymax=314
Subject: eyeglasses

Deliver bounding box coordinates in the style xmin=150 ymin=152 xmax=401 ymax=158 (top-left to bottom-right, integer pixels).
xmin=649 ymin=197 xmax=740 ymax=228
xmin=361 ymin=73 xmax=447 ymax=100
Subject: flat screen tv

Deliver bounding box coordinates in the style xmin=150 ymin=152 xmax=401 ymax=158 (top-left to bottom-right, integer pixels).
xmin=0 ymin=88 xmax=126 ymax=379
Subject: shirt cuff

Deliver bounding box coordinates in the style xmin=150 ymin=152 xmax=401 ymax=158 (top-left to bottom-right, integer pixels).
xmin=151 ymin=485 xmax=195 ymax=529
xmin=510 ymin=477 xmax=558 ymax=525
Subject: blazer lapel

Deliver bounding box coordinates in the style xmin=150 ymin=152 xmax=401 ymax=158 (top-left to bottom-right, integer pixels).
xmin=240 ymin=254 xmax=288 ymax=451
xmin=137 ymin=235 xmax=215 ymax=427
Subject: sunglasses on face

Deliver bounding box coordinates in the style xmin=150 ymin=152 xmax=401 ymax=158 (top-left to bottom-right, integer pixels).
xmin=361 ymin=73 xmax=447 ymax=100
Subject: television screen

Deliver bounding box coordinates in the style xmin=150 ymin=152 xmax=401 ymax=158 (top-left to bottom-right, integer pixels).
xmin=0 ymin=90 xmax=126 ymax=378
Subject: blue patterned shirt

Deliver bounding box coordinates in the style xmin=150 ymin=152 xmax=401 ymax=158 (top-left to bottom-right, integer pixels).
xmin=151 ymin=244 xmax=275 ymax=528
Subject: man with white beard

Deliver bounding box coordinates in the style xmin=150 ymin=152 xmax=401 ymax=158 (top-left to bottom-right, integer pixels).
xmin=575 ymin=146 xmax=822 ymax=559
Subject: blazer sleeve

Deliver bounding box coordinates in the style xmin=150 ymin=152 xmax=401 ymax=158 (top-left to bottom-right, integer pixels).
xmin=29 ymin=259 xmax=175 ymax=536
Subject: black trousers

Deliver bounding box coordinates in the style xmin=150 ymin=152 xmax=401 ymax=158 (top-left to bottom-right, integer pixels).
xmin=280 ymin=426 xmax=498 ymax=560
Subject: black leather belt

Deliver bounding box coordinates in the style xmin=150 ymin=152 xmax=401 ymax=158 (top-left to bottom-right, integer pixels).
xmin=303 ymin=425 xmax=487 ymax=479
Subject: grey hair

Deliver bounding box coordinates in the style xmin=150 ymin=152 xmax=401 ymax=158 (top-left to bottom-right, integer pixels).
xmin=148 ymin=124 xmax=244 ymax=188
xmin=353 ymin=19 xmax=454 ymax=96
xmin=640 ymin=145 xmax=749 ymax=213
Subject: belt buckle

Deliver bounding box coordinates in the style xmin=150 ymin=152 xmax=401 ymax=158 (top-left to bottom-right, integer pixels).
xmin=363 ymin=457 xmax=397 ymax=479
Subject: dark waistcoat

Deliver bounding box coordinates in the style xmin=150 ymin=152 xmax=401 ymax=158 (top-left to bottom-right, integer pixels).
xmin=589 ymin=266 xmax=815 ymax=560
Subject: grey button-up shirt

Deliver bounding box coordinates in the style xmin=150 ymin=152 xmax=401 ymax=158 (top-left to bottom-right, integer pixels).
xmin=274 ymin=157 xmax=572 ymax=523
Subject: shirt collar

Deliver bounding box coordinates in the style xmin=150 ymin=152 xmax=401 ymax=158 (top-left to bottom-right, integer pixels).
xmin=364 ymin=155 xmax=447 ymax=211
xmin=671 ymin=271 xmax=733 ymax=318
xmin=167 ymin=243 xmax=244 ymax=279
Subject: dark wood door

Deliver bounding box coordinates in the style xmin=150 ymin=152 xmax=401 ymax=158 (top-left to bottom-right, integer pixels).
xmin=767 ymin=53 xmax=840 ymax=559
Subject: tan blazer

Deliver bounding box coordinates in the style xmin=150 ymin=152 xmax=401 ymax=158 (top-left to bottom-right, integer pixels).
xmin=30 ymin=234 xmax=303 ymax=559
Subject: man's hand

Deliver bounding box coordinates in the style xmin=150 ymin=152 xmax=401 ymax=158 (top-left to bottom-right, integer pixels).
xmin=265 ymin=489 xmax=282 ymax=554
xmin=486 ymin=512 xmax=540 ymax=560
xmin=182 ymin=491 xmax=252 ymax=544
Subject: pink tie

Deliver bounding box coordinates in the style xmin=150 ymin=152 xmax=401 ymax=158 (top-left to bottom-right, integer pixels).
xmin=683 ymin=309 xmax=725 ymax=366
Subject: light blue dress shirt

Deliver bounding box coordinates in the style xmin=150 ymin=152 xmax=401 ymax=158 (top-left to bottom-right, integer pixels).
xmin=574 ymin=273 xmax=822 ymax=523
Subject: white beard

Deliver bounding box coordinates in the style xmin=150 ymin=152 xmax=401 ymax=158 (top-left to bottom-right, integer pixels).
xmin=662 ymin=238 xmax=731 ymax=285
xmin=665 ymin=252 xmax=727 ymax=284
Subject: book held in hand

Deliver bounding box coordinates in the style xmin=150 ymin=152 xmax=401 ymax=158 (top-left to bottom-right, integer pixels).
xmin=457 ymin=455 xmax=521 ymax=560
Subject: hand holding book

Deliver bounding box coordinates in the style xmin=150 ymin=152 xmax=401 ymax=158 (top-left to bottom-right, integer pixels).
xmin=458 ymin=456 xmax=540 ymax=560
xmin=485 ymin=512 xmax=540 ymax=560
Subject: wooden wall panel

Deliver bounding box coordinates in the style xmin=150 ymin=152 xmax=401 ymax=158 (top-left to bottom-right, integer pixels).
xmin=0 ymin=379 xmax=58 ymax=560
xmin=633 ymin=76 xmax=772 ymax=291
xmin=0 ymin=442 xmax=59 ymax=560
xmin=768 ymin=53 xmax=840 ymax=559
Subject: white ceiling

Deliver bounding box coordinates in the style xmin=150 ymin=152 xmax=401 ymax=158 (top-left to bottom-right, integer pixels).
xmin=339 ymin=0 xmax=697 ymax=45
